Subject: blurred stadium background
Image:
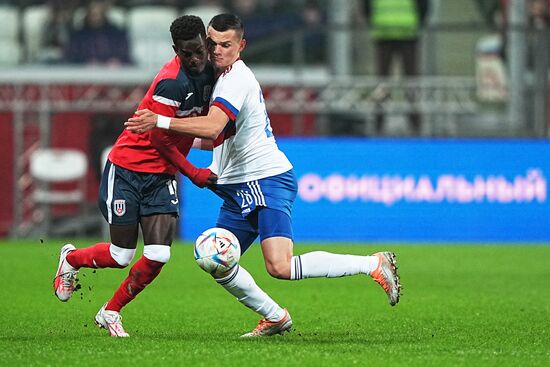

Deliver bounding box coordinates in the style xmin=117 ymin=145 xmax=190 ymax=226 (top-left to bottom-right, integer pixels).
xmin=0 ymin=0 xmax=549 ymax=242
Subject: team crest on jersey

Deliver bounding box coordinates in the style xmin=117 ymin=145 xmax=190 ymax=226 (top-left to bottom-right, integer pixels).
xmin=114 ymin=200 xmax=126 ymax=216
xmin=203 ymin=85 xmax=211 ymax=102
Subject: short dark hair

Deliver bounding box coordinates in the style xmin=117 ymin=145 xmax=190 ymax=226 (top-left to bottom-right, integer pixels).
xmin=208 ymin=13 xmax=244 ymax=39
xmin=170 ymin=15 xmax=206 ymax=44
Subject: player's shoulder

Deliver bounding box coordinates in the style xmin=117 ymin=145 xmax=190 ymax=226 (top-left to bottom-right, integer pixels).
xmin=152 ymin=59 xmax=191 ymax=95
xmin=219 ymin=60 xmax=255 ymax=84
xmin=153 ymin=78 xmax=188 ymax=100
xmin=155 ymin=57 xmax=181 ymax=80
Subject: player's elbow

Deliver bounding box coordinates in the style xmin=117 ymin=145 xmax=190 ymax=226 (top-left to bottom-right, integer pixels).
xmin=205 ymin=128 xmax=221 ymax=141
xmin=204 ymin=124 xmax=227 ymax=140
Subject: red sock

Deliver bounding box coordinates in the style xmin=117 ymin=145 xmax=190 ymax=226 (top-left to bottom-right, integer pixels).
xmin=105 ymin=256 xmax=165 ymax=312
xmin=66 ymin=243 xmax=124 ymax=269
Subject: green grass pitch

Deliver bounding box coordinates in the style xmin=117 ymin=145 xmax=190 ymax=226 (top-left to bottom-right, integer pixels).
xmin=1 ymin=239 xmax=549 ymax=366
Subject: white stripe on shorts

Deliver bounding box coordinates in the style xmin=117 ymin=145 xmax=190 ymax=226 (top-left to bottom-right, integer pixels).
xmin=247 ymin=180 xmax=266 ymax=206
xmin=106 ymin=163 xmax=115 ymax=224
xmin=246 ymin=181 xmax=257 ymax=205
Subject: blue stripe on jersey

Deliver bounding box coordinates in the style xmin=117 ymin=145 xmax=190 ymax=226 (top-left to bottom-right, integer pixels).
xmin=213 ymin=97 xmax=239 ymax=117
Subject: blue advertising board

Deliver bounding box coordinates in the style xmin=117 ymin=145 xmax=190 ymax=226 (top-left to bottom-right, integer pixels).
xmin=180 ymin=139 xmax=550 ymax=242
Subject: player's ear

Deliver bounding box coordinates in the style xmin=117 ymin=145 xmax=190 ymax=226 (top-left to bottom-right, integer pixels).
xmin=239 ymin=38 xmax=246 ymax=52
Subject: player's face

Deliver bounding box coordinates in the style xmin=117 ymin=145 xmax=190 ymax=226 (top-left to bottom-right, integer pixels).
xmin=206 ymin=26 xmax=246 ymax=72
xmin=173 ymin=34 xmax=208 ymax=75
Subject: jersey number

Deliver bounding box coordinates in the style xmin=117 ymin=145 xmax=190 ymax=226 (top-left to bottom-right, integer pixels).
xmin=236 ymin=190 xmax=253 ymax=208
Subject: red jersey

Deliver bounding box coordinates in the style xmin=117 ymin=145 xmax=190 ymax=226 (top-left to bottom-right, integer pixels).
xmin=109 ymin=57 xmax=214 ymax=175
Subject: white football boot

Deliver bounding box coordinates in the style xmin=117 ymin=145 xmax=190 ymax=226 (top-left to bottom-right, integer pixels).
xmin=95 ymin=303 xmax=130 ymax=337
xmin=53 ymin=244 xmax=79 ymax=301
xmin=241 ymin=309 xmax=292 ymax=337
xmin=370 ymin=251 xmax=401 ymax=306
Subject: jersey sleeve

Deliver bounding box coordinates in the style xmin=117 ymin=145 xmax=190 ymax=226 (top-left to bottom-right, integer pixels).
xmin=210 ymin=72 xmax=247 ymax=121
xmin=149 ymin=128 xmax=210 ymax=187
xmin=150 ymin=78 xmax=186 ymax=117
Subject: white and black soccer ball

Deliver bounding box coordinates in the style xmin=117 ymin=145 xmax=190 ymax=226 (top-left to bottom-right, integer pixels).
xmin=194 ymin=227 xmax=241 ymax=275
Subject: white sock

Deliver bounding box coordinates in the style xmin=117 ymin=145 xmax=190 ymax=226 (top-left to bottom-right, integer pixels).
xmin=216 ymin=265 xmax=286 ymax=322
xmin=290 ymin=251 xmax=379 ymax=280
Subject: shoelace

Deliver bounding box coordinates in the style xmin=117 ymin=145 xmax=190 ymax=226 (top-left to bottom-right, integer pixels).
xmin=104 ymin=310 xmax=123 ymax=324
xmin=54 ymin=271 xmax=75 ymax=289
xmin=62 ymin=272 xmax=76 ymax=288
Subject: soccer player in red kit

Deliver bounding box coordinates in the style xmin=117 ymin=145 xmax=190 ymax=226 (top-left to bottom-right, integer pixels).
xmin=52 ymin=15 xmax=216 ymax=337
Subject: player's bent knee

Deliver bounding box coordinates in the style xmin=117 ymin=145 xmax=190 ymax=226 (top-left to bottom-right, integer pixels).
xmin=110 ymin=244 xmax=136 ymax=267
xmin=266 ymin=262 xmax=291 ymax=280
xmin=143 ymin=244 xmax=171 ymax=263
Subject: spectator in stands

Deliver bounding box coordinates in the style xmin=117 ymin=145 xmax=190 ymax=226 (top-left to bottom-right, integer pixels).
xmin=474 ymin=0 xmax=508 ymax=61
xmin=39 ymin=0 xmax=76 ymax=64
xmin=475 ymin=0 xmax=504 ymax=27
xmin=300 ymin=0 xmax=326 ymax=64
xmin=364 ymin=0 xmax=429 ymax=135
xmin=64 ymin=0 xmax=131 ymax=66
xmin=228 ymin=0 xmax=281 ymax=60
xmin=529 ymin=0 xmax=550 ymax=23
xmin=475 ymin=0 xmax=549 ymax=65
xmin=227 ymin=0 xmax=324 ymax=64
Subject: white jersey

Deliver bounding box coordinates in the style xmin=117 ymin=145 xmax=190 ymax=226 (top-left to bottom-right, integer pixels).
xmin=209 ymin=60 xmax=292 ymax=184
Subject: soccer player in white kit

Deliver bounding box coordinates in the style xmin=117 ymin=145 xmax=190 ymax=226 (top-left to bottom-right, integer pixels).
xmin=126 ymin=13 xmax=401 ymax=337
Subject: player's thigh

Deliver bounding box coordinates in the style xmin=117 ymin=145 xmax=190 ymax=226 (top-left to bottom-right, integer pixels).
xmin=139 ymin=174 xmax=179 ymax=225
xmin=137 ymin=174 xmax=179 ymax=245
xmin=258 ymin=207 xmax=293 ymax=267
xmin=140 ymin=214 xmax=177 ymax=246
xmin=98 ymin=161 xmax=141 ymax=248
xmin=216 ymin=203 xmax=259 ymax=255
xmin=98 ymin=161 xmax=140 ymax=224
xmin=110 ymin=223 xmax=140 ymax=249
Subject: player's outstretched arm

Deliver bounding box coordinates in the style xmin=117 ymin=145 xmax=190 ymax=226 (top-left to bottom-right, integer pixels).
xmin=126 ymin=107 xmax=229 ymax=140
xmin=149 ymin=129 xmax=217 ymax=187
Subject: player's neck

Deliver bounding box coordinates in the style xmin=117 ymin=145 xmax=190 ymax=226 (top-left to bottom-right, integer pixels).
xmin=215 ymin=58 xmax=241 ymax=78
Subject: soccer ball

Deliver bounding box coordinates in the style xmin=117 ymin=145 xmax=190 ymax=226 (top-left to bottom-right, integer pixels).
xmin=194 ymin=227 xmax=241 ymax=275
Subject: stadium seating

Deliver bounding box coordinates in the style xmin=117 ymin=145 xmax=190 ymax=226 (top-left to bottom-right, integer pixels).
xmin=29 ymin=148 xmax=89 ymax=237
xmin=0 ymin=5 xmax=21 ymax=66
xmin=22 ymin=4 xmax=49 ymax=63
xmin=127 ymin=6 xmax=178 ymax=69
